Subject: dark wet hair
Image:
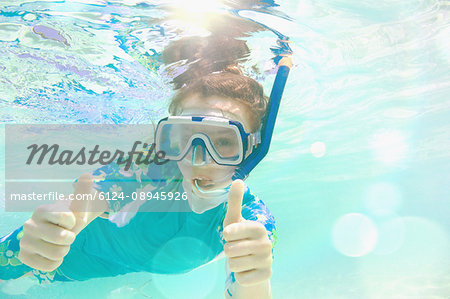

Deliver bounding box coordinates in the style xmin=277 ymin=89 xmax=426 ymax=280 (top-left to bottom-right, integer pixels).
xmin=162 ymin=36 xmax=251 ymax=90
xmin=168 ymin=70 xmax=268 ymax=132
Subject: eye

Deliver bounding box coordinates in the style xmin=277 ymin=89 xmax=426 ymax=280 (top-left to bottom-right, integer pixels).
xmin=215 ymin=138 xmax=232 ymax=147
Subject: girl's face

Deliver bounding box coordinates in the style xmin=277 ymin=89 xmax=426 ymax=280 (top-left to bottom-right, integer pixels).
xmin=175 ymin=95 xmax=256 ymax=195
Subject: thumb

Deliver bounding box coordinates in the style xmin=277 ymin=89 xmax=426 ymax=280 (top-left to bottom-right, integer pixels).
xmin=70 ymin=173 xmax=94 ymax=235
xmin=223 ymin=179 xmax=245 ymax=228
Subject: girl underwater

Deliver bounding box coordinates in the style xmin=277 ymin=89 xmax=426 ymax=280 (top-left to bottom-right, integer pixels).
xmin=1 ymin=56 xmax=291 ymax=298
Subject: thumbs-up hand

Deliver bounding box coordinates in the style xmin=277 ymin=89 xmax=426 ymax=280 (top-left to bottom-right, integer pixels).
xmin=69 ymin=173 xmax=98 ymax=235
xmin=19 ymin=173 xmax=102 ymax=272
xmin=222 ymin=180 xmax=273 ymax=287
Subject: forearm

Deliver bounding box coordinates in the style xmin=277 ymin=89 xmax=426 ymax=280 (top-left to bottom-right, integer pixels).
xmin=225 ymin=279 xmax=272 ymax=299
xmin=1 ymin=226 xmax=73 ymax=283
xmin=0 ymin=227 xmax=33 ymax=280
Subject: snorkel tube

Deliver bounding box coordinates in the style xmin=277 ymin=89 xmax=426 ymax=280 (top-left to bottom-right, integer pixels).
xmin=191 ymin=54 xmax=292 ymax=195
xmin=232 ymin=55 xmax=293 ymax=180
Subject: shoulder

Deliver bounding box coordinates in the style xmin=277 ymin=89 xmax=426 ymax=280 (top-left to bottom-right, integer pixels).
xmin=241 ymin=185 xmax=276 ymax=234
xmin=241 ymin=185 xmax=278 ymax=252
xmin=218 ymin=184 xmax=277 ymax=249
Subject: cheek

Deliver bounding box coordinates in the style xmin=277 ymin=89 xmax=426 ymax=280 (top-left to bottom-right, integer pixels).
xmin=210 ymin=166 xmax=237 ymax=188
xmin=216 ymin=165 xmax=237 ymax=176
xmin=177 ymin=161 xmax=192 ymax=178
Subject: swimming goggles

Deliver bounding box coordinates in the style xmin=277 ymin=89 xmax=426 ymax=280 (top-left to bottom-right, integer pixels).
xmin=154 ymin=115 xmax=261 ymax=166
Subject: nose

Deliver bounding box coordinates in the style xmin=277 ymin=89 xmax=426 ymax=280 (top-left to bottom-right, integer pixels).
xmin=192 ymin=144 xmax=207 ymax=166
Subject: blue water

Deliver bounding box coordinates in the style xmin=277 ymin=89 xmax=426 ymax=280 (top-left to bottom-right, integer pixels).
xmin=1 ymin=0 xmax=449 ymax=298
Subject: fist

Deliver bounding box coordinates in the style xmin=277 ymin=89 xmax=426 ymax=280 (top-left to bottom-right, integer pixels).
xmin=222 ymin=180 xmax=273 ymax=287
xmin=18 ymin=173 xmax=96 ymax=272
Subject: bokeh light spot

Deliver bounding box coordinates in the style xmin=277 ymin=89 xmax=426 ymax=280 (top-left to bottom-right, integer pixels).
xmin=373 ymin=216 xmax=405 ymax=255
xmin=151 ymin=237 xmax=220 ymax=298
xmin=370 ymin=130 xmax=408 ymax=164
xmin=364 ymin=182 xmax=402 ymax=216
xmin=310 ymin=141 xmax=326 ymax=158
xmin=395 ymin=217 xmax=449 ymax=268
xmin=332 ymin=213 xmax=378 ymax=257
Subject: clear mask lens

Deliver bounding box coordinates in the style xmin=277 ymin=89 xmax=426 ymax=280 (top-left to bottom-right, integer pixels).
xmin=158 ymin=122 xmax=243 ymax=164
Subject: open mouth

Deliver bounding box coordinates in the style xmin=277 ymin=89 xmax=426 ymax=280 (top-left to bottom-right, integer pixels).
xmin=191 ymin=176 xmax=230 ymax=197
xmin=193 ymin=177 xmax=214 ymax=190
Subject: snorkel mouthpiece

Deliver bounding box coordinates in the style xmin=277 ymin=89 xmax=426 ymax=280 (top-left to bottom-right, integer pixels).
xmin=194 ymin=179 xmax=228 ymax=197
xmin=191 ymin=163 xmax=235 ymax=197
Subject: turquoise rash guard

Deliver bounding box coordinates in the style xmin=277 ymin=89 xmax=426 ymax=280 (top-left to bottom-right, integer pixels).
xmin=0 ymin=159 xmax=277 ymax=291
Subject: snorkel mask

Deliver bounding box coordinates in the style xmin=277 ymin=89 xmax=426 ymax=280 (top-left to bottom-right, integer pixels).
xmin=154 ymin=112 xmax=259 ymax=209
xmin=154 ymin=55 xmax=292 ymax=202
xmin=155 ymin=115 xmax=261 ymax=166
